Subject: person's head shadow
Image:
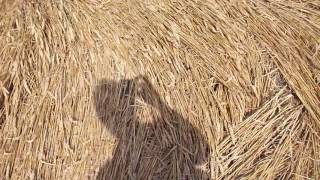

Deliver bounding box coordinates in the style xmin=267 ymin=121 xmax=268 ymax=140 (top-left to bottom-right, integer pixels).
xmin=93 ymin=76 xmax=161 ymax=139
xmin=94 ymin=76 xmax=210 ymax=179
xmin=94 ymin=77 xmax=137 ymax=138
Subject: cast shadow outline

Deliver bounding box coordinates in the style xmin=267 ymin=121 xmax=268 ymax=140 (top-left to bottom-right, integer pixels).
xmin=93 ymin=76 xmax=210 ymax=180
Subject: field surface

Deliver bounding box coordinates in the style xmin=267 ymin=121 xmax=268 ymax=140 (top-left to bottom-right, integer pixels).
xmin=0 ymin=0 xmax=320 ymax=179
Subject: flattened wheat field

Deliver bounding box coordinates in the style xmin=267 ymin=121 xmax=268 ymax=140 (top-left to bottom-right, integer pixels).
xmin=0 ymin=0 xmax=320 ymax=179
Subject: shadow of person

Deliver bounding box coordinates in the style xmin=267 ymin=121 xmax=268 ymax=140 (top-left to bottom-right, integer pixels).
xmin=94 ymin=76 xmax=210 ymax=180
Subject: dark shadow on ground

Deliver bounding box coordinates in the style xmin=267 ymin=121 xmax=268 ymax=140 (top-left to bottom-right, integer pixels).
xmin=0 ymin=78 xmax=12 ymax=129
xmin=0 ymin=92 xmax=4 ymax=127
xmin=94 ymin=76 xmax=210 ymax=180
